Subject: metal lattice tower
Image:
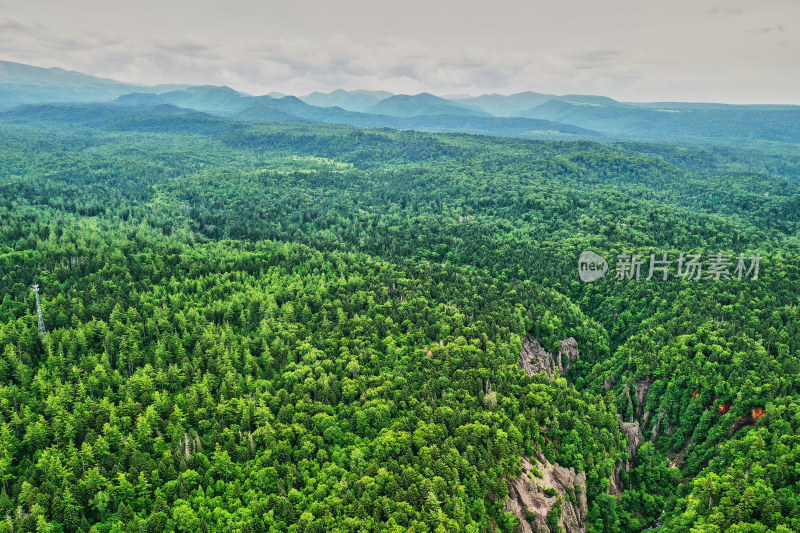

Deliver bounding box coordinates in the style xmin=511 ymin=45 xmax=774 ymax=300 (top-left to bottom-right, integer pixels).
xmin=32 ymin=284 xmax=46 ymax=334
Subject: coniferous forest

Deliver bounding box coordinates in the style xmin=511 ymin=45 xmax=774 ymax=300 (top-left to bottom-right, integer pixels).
xmin=1 ymin=70 xmax=800 ymax=533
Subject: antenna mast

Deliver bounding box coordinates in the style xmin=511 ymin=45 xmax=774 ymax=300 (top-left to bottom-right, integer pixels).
xmin=32 ymin=284 xmax=46 ymax=335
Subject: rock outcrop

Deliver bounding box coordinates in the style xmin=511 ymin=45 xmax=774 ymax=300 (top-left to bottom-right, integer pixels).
xmin=510 ymin=335 xmax=588 ymax=530
xmin=609 ymin=419 xmax=643 ymax=496
xmin=651 ymin=410 xmax=666 ymax=441
xmin=560 ymin=337 xmax=580 ymax=371
xmin=635 ymin=377 xmax=655 ymax=419
xmin=504 ymin=452 xmax=588 ymax=533
xmin=608 ymin=377 xmax=654 ymax=496
xmin=519 ymin=335 xmax=580 ymax=378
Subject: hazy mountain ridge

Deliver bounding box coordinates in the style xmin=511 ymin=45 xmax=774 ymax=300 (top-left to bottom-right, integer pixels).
xmin=522 ymin=97 xmax=800 ymax=142
xmin=0 ymin=60 xmax=186 ymax=109
xmin=0 ymin=101 xmax=598 ymax=141
xmin=300 ymin=89 xmax=392 ymax=112
xmin=365 ymin=92 xmax=492 ymax=117
xmin=2 ymin=60 xmax=799 ymax=144
xmin=450 ymin=91 xmax=557 ymax=117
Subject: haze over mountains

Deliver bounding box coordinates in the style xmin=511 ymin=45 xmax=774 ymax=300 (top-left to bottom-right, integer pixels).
xmin=2 ymin=60 xmax=799 ymax=144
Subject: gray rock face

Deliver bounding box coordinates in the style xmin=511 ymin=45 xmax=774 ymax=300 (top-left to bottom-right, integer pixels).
xmin=609 ymin=418 xmax=644 ymax=496
xmin=504 ymin=453 xmax=588 ymax=533
xmin=621 ymin=420 xmax=644 ymax=459
xmin=519 ymin=335 xmax=580 ymax=378
xmin=606 ymin=377 xmax=655 ymax=496
xmin=635 ymin=377 xmax=655 ymax=418
xmin=560 ymin=337 xmax=580 ymax=369
xmin=512 ymin=335 xmax=588 ymax=531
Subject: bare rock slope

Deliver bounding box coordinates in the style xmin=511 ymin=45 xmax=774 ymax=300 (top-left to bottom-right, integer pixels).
xmin=519 ymin=335 xmax=580 ymax=377
xmin=510 ymin=335 xmax=586 ymax=531
xmin=504 ymin=453 xmax=588 ymax=533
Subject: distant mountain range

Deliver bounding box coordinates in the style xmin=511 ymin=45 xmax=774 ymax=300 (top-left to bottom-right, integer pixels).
xmin=2 ymin=60 xmax=799 ymax=144
xmin=300 ymin=89 xmax=392 ymax=112
xmin=0 ymin=60 xmax=185 ymax=109
xmin=364 ymin=93 xmax=491 ymax=117
xmin=449 ymin=91 xmax=557 ymax=117
xmin=115 ymin=84 xmax=595 ymax=138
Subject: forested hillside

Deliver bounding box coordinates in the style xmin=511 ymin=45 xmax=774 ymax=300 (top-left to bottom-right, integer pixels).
xmin=0 ymin=104 xmax=799 ymax=532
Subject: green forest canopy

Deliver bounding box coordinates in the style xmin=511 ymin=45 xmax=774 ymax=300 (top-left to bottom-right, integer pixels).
xmin=0 ymin=107 xmax=799 ymax=532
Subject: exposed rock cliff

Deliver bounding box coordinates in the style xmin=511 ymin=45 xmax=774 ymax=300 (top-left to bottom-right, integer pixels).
xmin=519 ymin=335 xmax=580 ymax=378
xmin=608 ymin=377 xmax=655 ymax=495
xmin=560 ymin=337 xmax=579 ymax=371
xmin=511 ymin=336 xmax=588 ymax=531
xmin=504 ymin=452 xmax=588 ymax=533
xmin=635 ymin=377 xmax=655 ymax=419
xmin=609 ymin=419 xmax=643 ymax=496
xmin=651 ymin=410 xmax=666 ymax=440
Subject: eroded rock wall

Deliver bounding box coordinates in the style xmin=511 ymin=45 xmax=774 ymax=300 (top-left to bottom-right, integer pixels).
xmin=504 ymin=453 xmax=588 ymax=533
xmin=519 ymin=335 xmax=580 ymax=378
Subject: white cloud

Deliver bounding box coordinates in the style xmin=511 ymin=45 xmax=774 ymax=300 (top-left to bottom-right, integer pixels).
xmin=1 ymin=0 xmax=798 ymax=103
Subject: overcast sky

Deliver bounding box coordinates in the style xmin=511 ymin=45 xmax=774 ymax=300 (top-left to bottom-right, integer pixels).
xmin=1 ymin=0 xmax=798 ymax=103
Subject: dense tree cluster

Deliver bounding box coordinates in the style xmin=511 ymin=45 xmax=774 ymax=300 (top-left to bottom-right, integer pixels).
xmin=0 ymin=108 xmax=798 ymax=531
